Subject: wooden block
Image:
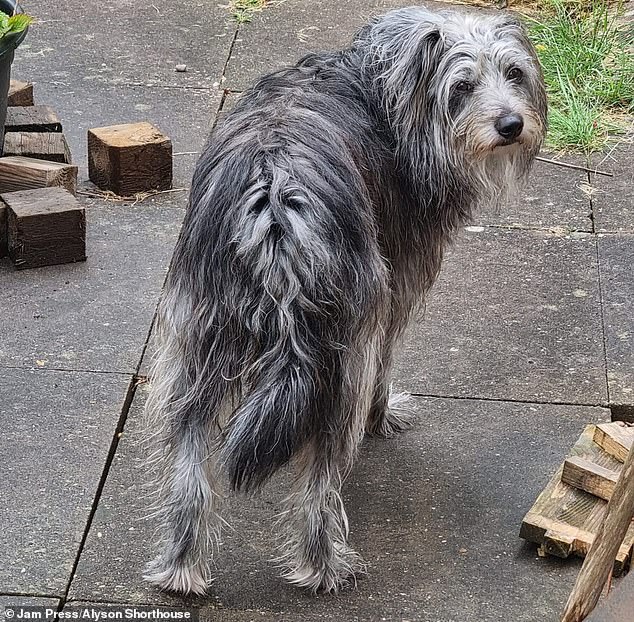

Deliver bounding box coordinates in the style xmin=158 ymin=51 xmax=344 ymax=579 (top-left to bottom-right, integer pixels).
xmin=520 ymin=425 xmax=634 ymax=574
xmin=3 ymin=131 xmax=72 ymax=164
xmin=3 ymin=187 xmax=86 ymax=269
xmin=562 ymin=456 xmax=620 ymax=501
xmin=0 ymin=200 xmax=7 ymax=258
xmin=7 ymin=80 xmax=34 ymax=106
xmin=88 ymin=121 xmax=172 ymax=195
xmin=542 ymin=529 xmax=576 ymax=558
xmin=5 ymin=106 xmax=62 ymax=133
xmin=593 ymin=423 xmax=634 ymax=463
xmin=0 ymin=156 xmax=77 ymax=195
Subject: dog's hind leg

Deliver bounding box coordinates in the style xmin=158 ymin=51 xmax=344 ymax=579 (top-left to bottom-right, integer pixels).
xmin=277 ymin=335 xmax=379 ymax=593
xmin=144 ymin=291 xmax=231 ymax=595
xmin=144 ymin=420 xmax=222 ymax=595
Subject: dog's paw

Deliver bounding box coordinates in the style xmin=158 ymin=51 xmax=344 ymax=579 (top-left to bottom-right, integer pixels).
xmin=144 ymin=556 xmax=211 ymax=595
xmin=280 ymin=544 xmax=366 ymax=593
xmin=366 ymin=391 xmax=414 ymax=438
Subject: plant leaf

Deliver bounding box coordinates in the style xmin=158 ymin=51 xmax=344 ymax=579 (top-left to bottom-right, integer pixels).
xmin=0 ymin=13 xmax=9 ymax=37
xmin=6 ymin=14 xmax=33 ymax=34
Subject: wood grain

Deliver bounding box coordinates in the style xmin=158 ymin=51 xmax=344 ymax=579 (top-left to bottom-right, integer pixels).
xmin=3 ymin=187 xmax=86 ymax=269
xmin=3 ymin=131 xmax=72 ymax=164
xmin=593 ymin=424 xmax=634 ymax=463
xmin=562 ymin=457 xmax=619 ymax=502
xmin=0 ymin=156 xmax=77 ymax=195
xmin=520 ymin=425 xmax=634 ymax=574
xmin=561 ymin=440 xmax=634 ymax=622
xmin=87 ymin=121 xmax=172 ymax=195
xmin=7 ymin=80 xmax=34 ymax=106
xmin=5 ymin=106 xmax=62 ymax=133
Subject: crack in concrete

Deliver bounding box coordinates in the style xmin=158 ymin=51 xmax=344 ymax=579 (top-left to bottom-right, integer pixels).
xmin=0 ymin=365 xmax=132 ymax=376
xmin=408 ymin=391 xmax=610 ymax=410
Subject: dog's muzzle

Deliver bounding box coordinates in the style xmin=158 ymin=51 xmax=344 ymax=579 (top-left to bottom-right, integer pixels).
xmin=495 ymin=113 xmax=524 ymax=143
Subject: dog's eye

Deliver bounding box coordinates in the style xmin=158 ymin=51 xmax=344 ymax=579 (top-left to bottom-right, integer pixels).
xmin=507 ymin=67 xmax=524 ymax=83
xmin=454 ymin=81 xmax=474 ymax=94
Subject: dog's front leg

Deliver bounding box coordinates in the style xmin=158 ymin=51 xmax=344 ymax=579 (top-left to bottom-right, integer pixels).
xmin=366 ymin=319 xmax=414 ymax=438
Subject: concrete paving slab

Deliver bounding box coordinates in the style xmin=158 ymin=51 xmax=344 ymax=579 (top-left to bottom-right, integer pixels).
xmin=392 ymin=227 xmax=607 ymax=405
xmin=224 ymin=0 xmax=459 ymax=91
xmin=598 ymin=234 xmax=634 ymax=411
xmin=0 ymin=201 xmax=183 ymax=373
xmin=69 ymin=383 xmax=196 ymax=606
xmin=70 ymin=383 xmax=608 ymax=621
xmin=587 ymin=568 xmax=634 ymax=622
xmin=476 ymin=159 xmax=592 ymax=232
xmin=0 ymin=368 xmax=131 ymax=595
xmin=14 ymin=0 xmax=235 ymax=89
xmin=0 ymin=598 xmax=60 ymax=615
xmin=590 ymin=140 xmax=634 ymax=233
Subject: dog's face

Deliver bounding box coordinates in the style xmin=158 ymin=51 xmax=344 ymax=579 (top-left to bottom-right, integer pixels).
xmin=369 ymin=8 xmax=547 ymax=202
xmin=434 ymin=15 xmax=547 ymax=162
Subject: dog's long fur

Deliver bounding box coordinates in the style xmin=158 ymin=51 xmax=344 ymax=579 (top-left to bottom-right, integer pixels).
xmin=144 ymin=6 xmax=547 ymax=595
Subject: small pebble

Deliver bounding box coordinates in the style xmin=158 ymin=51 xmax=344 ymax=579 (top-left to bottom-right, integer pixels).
xmin=175 ymin=64 xmax=187 ymax=72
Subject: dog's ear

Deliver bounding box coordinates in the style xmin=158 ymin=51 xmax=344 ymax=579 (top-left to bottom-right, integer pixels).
xmin=377 ymin=18 xmax=446 ymax=129
xmin=412 ymin=24 xmax=445 ymax=89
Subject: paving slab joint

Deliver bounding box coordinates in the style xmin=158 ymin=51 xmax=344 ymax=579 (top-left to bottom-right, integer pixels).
xmin=593 ymin=236 xmax=612 ymax=408
xmin=220 ymin=22 xmax=241 ymax=88
xmin=0 ymin=591 xmax=62 ymax=599
xmin=610 ymin=404 xmax=634 ymax=424
xmin=59 ymin=375 xmax=140 ymax=610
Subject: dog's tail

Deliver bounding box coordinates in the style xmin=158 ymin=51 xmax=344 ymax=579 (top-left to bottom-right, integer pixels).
xmin=218 ymin=163 xmax=364 ymax=493
xmin=177 ymin=126 xmax=383 ymax=493
xmin=222 ymin=325 xmax=331 ymax=493
xmin=159 ymin=110 xmax=386 ymax=493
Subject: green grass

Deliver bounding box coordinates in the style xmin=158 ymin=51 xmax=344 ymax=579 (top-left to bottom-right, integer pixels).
xmin=231 ymin=0 xmax=267 ymax=24
xmin=528 ymin=0 xmax=634 ymax=152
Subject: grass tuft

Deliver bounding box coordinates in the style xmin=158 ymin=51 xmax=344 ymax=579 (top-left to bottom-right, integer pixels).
xmin=231 ymin=0 xmax=267 ymax=24
xmin=528 ymin=0 xmax=634 ymax=152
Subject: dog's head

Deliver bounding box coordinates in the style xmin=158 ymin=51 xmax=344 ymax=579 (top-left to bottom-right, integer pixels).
xmin=365 ymin=8 xmax=547 ymax=203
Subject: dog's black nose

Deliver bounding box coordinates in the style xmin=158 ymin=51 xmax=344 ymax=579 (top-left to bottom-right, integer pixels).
xmin=495 ymin=113 xmax=524 ymax=140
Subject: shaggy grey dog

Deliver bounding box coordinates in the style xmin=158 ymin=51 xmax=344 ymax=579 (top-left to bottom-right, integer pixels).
xmin=144 ymin=6 xmax=547 ymax=595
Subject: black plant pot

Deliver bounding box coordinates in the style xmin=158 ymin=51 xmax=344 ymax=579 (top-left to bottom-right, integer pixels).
xmin=0 ymin=0 xmax=29 ymax=152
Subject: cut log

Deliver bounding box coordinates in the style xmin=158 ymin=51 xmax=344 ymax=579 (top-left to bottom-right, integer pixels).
xmin=5 ymin=106 xmax=62 ymax=133
xmin=7 ymin=80 xmax=34 ymax=106
xmin=561 ymin=440 xmax=634 ymax=622
xmin=593 ymin=423 xmax=634 ymax=463
xmin=87 ymin=121 xmax=172 ymax=195
xmin=3 ymin=131 xmax=72 ymax=164
xmin=0 ymin=200 xmax=7 ymax=257
xmin=562 ymin=457 xmax=620 ymax=502
xmin=3 ymin=187 xmax=86 ymax=269
xmin=0 ymin=156 xmax=77 ymax=195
